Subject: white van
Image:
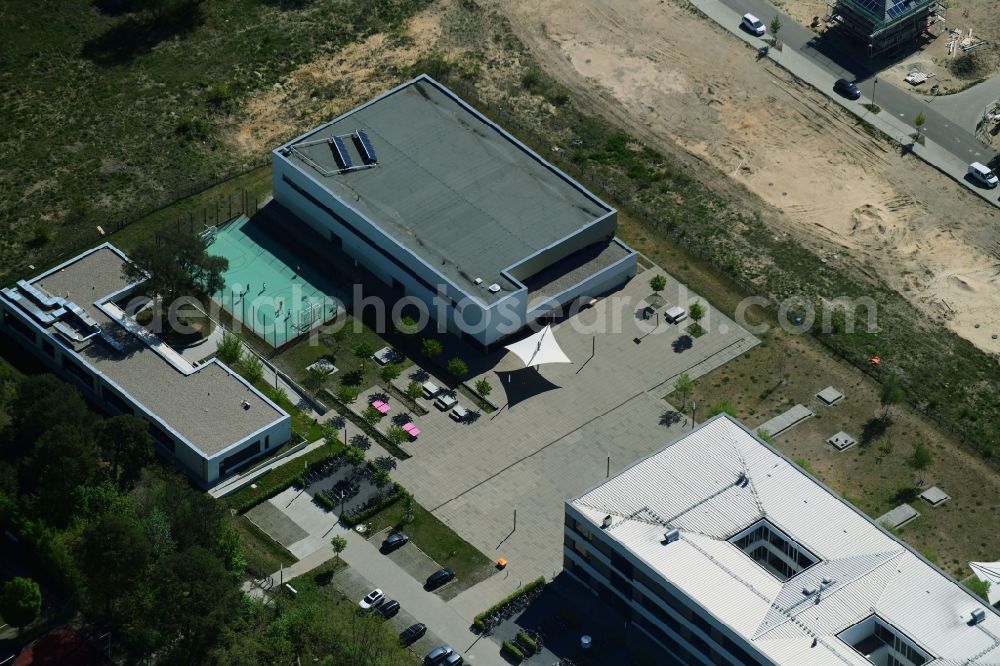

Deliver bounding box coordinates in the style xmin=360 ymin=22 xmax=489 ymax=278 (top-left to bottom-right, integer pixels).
xmin=968 ymin=162 xmax=999 ymax=188
xmin=665 ymin=306 xmax=688 ymax=324
xmin=741 ymin=13 xmax=766 ymax=37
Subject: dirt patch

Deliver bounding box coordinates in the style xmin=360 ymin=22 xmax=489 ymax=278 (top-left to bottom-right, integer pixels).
xmin=487 ymin=0 xmax=1000 ymax=354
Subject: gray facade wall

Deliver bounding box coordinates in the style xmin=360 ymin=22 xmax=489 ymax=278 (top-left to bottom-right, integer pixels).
xmin=525 ymin=241 xmax=637 ymax=321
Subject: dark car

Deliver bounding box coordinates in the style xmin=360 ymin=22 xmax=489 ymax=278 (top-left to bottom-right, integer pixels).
xmin=381 ymin=531 xmax=409 ymax=553
xmin=423 ymin=645 xmax=454 ymax=665
xmin=400 ymin=623 xmax=427 ymax=645
xmin=425 ymin=567 xmax=456 ymax=590
xmin=378 ymin=599 xmax=401 ymax=618
xmin=833 ymin=78 xmax=861 ymax=100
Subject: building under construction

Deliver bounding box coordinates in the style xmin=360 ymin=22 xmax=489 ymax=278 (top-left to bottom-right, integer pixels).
xmin=828 ymin=0 xmax=944 ymax=58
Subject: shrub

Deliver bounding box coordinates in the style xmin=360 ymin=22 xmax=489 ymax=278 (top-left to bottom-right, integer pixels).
xmin=335 ymin=385 xmax=359 ymax=404
xmin=516 ymin=631 xmax=537 ymax=655
xmin=421 ymin=338 xmax=443 ymax=359
xmin=379 ymin=363 xmax=402 ymax=383
xmin=386 ymin=425 xmax=408 ymax=445
xmin=649 ymin=274 xmax=666 ymax=292
xmin=475 ymin=378 xmax=492 ymax=397
xmin=216 ymin=331 xmax=243 ymax=365
xmin=315 ymin=493 xmax=335 ymax=511
xmin=521 ymin=66 xmax=542 ymax=90
xmin=239 ymin=354 xmax=264 ymax=385
xmin=362 ymin=405 xmax=383 ymax=423
xmin=340 ymin=484 xmax=404 ymax=526
xmin=501 ymin=641 xmax=524 ymax=663
xmin=447 ymin=357 xmax=469 ymax=378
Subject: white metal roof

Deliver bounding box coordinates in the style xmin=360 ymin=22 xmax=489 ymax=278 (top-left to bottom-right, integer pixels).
xmin=569 ymin=415 xmax=1000 ymax=665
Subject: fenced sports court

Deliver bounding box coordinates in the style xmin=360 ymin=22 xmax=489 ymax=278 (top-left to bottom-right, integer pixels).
xmin=206 ymin=215 xmax=340 ymax=347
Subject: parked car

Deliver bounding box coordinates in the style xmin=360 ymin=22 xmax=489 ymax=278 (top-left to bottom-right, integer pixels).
xmin=381 ymin=531 xmax=409 ymax=553
xmin=423 ymin=645 xmax=454 ymax=665
xmin=968 ymin=161 xmax=999 ymax=188
xmin=665 ymin=306 xmax=688 ymax=324
xmin=425 ymin=567 xmax=455 ymax=590
xmin=442 ymin=653 xmax=464 ymax=666
xmin=378 ymin=599 xmax=400 ymax=618
xmin=359 ymin=588 xmax=385 ymax=610
xmin=400 ymin=623 xmax=427 ymax=645
xmin=740 ymin=13 xmax=766 ymax=36
xmin=833 ymin=78 xmax=861 ymax=100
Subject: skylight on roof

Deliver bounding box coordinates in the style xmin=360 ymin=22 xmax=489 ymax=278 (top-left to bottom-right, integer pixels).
xmin=837 ymin=614 xmax=932 ymax=666
xmin=728 ymin=519 xmax=818 ymax=582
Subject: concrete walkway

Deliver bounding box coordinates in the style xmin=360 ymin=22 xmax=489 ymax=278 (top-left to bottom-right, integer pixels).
xmin=261 ymin=494 xmax=508 ymax=666
xmin=928 ymin=75 xmax=1000 ymax=136
xmin=208 ymin=437 xmax=326 ymax=499
xmin=692 ymin=0 xmax=1000 ymax=208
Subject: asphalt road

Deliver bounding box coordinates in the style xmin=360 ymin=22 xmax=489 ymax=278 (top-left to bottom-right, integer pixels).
xmin=720 ymin=0 xmax=998 ymax=164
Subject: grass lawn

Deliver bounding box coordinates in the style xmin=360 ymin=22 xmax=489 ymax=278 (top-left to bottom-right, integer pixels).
xmin=366 ymin=499 xmax=496 ymax=591
xmin=0 ymin=0 xmax=432 ymax=282
xmin=227 ymin=512 xmax=296 ymax=575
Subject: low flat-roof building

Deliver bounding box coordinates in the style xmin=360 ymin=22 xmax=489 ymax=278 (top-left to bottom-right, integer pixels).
xmin=0 ymin=244 xmax=291 ymax=487
xmin=272 ymin=75 xmax=637 ymax=347
xmin=564 ymin=415 xmax=1000 ymax=665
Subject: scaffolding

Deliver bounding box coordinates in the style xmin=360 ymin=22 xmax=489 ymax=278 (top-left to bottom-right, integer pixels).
xmin=826 ymin=0 xmax=944 ymax=58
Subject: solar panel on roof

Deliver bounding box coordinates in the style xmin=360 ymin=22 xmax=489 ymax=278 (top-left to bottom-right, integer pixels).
xmin=354 ymin=130 xmax=377 ymax=164
xmin=329 ymin=136 xmax=353 ymax=170
xmin=885 ymin=0 xmax=916 ymax=19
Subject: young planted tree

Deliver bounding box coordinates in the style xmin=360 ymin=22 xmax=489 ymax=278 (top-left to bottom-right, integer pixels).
xmin=672 ymin=372 xmax=694 ymax=410
xmin=880 ymin=373 xmax=905 ymax=422
xmin=688 ymin=301 xmax=706 ymax=323
xmin=475 ymin=378 xmax=492 ymax=397
xmin=400 ymin=489 xmax=415 ymax=524
xmin=405 ymin=381 xmax=423 ymax=402
xmin=394 ymin=315 xmax=419 ymax=336
xmin=0 ymin=577 xmax=41 ymax=633
xmin=353 ymin=341 xmax=375 ymax=373
xmin=386 ymin=426 xmax=408 ymax=446
xmin=330 ymin=535 xmax=347 ymax=567
xmin=769 ymin=15 xmax=782 ymax=48
xmin=421 ymin=337 xmax=443 ymax=360
xmin=707 ymin=398 xmax=738 ymax=418
xmin=344 ymin=445 xmax=366 ymax=468
xmin=239 ymin=353 xmax=264 ymax=385
xmin=447 ymin=357 xmax=469 ymax=379
xmin=649 ymin=274 xmax=667 ymax=292
xmin=379 ymin=363 xmax=402 ymax=383
xmin=909 ymin=443 xmax=933 ymax=487
xmin=306 ymin=364 xmax=332 ymax=390
xmin=914 ymin=112 xmax=926 ymax=144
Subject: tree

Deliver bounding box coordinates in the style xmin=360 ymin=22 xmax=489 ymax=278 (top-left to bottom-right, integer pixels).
xmin=386 ymin=426 xmax=408 ymax=446
xmin=965 ymin=576 xmax=992 ymax=602
xmin=909 ymin=443 xmax=933 ymax=486
xmin=336 ymin=385 xmax=359 ymax=404
xmin=330 ymin=535 xmax=347 ymax=567
xmin=306 ymin=364 xmax=332 ymax=390
xmin=672 ymin=373 xmax=694 ymax=410
xmin=421 ymin=338 xmax=443 ymax=360
xmin=78 ymin=511 xmax=152 ymax=620
xmin=394 ymin=315 xmax=419 ymax=336
xmin=344 ymin=446 xmax=366 ymax=468
xmin=379 ymin=363 xmax=402 ymax=383
xmin=914 ymin=111 xmax=926 ymax=143
xmin=98 ymin=415 xmax=154 ymax=490
xmin=689 ymin=301 xmax=706 ymax=323
xmin=447 ymin=357 xmax=469 ymax=379
xmin=362 ymin=405 xmax=383 ymax=424
xmin=400 ymin=489 xmax=415 ymax=524
xmin=239 ymin=353 xmax=264 ymax=385
xmin=372 ymin=467 xmax=392 ymax=490
xmin=353 ymin=341 xmax=375 ymax=372
xmin=216 ymin=331 xmax=243 ymax=366
xmin=649 ymin=274 xmax=667 ymax=292
xmin=0 ymin=577 xmax=41 ymax=632
xmin=9 ymin=375 xmax=92 ymax=456
xmin=769 ymin=15 xmax=782 ymax=46
xmin=475 ymin=379 xmax=492 ymax=397
xmin=25 ymin=424 xmax=100 ymax=527
xmin=121 ymin=224 xmax=228 ymax=327
xmin=880 ymin=373 xmax=905 ymax=421
xmin=405 ymin=381 xmax=423 ymax=402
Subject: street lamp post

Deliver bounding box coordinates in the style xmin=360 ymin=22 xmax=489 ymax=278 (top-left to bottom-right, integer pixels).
xmin=872 ymin=76 xmax=878 ymax=108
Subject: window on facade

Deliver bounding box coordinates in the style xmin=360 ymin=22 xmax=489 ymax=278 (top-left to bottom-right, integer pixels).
xmin=61 ymin=355 xmax=93 ymax=389
xmin=3 ymin=310 xmax=36 ymax=344
xmin=41 ymin=339 xmax=55 ymax=357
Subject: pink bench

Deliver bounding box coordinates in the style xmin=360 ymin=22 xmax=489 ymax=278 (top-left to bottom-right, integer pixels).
xmin=371 ymin=399 xmax=390 ymax=414
xmin=402 ymin=422 xmax=421 ymax=439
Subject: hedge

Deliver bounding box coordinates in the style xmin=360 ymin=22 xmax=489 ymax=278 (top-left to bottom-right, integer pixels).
xmin=339 ymin=484 xmax=404 ymax=526
xmin=473 ymin=576 xmax=546 ymax=631
xmin=230 ymin=453 xmax=337 ymax=515
xmin=516 ymin=631 xmax=537 ymax=656
xmin=501 ymin=641 xmax=524 ymax=663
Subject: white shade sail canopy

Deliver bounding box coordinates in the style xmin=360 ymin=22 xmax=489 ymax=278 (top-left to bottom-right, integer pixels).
xmin=504 ymin=325 xmax=571 ymax=367
xmin=970 ymin=561 xmax=1000 ymax=605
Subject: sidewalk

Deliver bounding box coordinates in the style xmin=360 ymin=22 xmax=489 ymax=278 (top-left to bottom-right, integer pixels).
xmin=690 ymin=0 xmax=1000 ymax=209
xmin=264 ymin=520 xmax=508 ymax=666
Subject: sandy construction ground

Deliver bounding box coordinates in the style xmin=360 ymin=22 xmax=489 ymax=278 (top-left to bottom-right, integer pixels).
xmin=486 ymin=0 xmax=1000 ymax=354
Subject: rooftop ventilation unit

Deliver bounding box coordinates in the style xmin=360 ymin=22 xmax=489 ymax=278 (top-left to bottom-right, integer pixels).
xmin=474 ymin=278 xmax=483 ymax=286
xmin=488 ymin=283 xmax=501 ymax=294
xmin=663 ymin=529 xmax=680 ymax=545
xmin=601 ymin=515 xmax=613 ymax=529
xmin=969 ymin=608 xmax=987 ymax=625
xmin=736 ymin=472 xmax=749 ymax=487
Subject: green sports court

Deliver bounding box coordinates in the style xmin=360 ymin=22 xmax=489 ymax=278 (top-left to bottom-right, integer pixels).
xmin=206 ymin=215 xmax=341 ymax=346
